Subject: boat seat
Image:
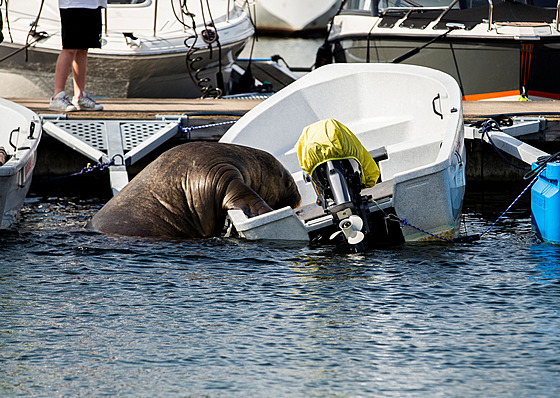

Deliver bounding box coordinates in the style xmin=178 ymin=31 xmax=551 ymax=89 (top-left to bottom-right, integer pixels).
xmin=370 ymin=146 xmax=388 ymax=164
xmin=362 ymin=179 xmax=393 ymax=201
xmin=378 ymin=139 xmax=442 ymax=180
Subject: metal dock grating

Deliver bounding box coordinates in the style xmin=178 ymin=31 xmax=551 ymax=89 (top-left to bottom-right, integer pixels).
xmin=41 ymin=115 xmax=187 ymax=195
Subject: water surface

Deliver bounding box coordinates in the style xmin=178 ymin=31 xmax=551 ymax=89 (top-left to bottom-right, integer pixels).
xmin=1 ymin=188 xmax=560 ymax=397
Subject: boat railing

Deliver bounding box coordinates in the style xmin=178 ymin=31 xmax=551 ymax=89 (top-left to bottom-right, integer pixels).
xmin=557 ymin=0 xmax=560 ymax=31
xmin=487 ymin=0 xmax=493 ymax=31
xmin=153 ymin=0 xmax=159 ymax=36
xmin=379 ymin=0 xmax=461 ymax=29
xmin=381 ymin=6 xmax=454 ymax=13
xmin=102 ymin=0 xmax=208 ymax=37
xmin=378 ymin=0 xmax=560 ymax=33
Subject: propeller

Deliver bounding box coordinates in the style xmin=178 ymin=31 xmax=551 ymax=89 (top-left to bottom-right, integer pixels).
xmin=329 ymin=215 xmax=364 ymax=245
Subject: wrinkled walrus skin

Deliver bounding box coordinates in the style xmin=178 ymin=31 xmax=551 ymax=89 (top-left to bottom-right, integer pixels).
xmin=90 ymin=142 xmax=301 ymax=239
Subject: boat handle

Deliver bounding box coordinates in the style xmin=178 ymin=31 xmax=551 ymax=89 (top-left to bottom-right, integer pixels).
xmin=432 ymin=94 xmax=443 ymax=119
xmin=28 ymin=121 xmax=36 ymax=139
xmin=9 ymin=127 xmax=19 ymax=151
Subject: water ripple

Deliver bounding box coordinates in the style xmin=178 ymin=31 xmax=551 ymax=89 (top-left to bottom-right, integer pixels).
xmin=2 ymin=190 xmax=560 ymax=397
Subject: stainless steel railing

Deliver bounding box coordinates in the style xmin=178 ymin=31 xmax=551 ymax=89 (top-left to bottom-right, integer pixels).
xmin=487 ymin=0 xmax=493 ymax=31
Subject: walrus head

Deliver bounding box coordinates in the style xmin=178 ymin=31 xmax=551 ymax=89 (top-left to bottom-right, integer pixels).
xmin=220 ymin=144 xmax=301 ymax=219
xmin=245 ymin=147 xmax=301 ymax=212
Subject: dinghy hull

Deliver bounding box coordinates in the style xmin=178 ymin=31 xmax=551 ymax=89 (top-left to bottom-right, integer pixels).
xmin=221 ymin=63 xmax=465 ymax=243
xmin=0 ymin=99 xmax=42 ymax=229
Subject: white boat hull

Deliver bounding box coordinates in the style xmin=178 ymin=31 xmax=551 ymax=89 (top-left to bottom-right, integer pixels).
xmin=0 ymin=40 xmax=249 ymax=98
xmin=221 ymin=63 xmax=465 ymax=242
xmin=0 ymin=0 xmax=254 ymax=98
xmin=0 ymin=98 xmax=42 ymax=229
xmin=326 ymin=3 xmax=560 ymax=100
xmin=254 ymin=0 xmax=342 ymax=33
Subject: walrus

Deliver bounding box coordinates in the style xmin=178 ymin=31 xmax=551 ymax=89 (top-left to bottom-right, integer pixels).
xmin=90 ymin=142 xmax=301 ymax=239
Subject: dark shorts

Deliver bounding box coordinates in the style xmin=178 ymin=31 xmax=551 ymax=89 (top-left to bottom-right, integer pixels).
xmin=60 ymin=7 xmax=103 ymax=50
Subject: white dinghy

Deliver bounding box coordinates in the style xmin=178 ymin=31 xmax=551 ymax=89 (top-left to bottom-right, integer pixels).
xmin=0 ymin=0 xmax=254 ymax=98
xmin=0 ymin=98 xmax=42 ymax=229
xmin=221 ymin=63 xmax=466 ymax=247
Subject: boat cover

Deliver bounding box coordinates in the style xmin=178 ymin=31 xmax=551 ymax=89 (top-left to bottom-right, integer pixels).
xmin=295 ymin=118 xmax=380 ymax=188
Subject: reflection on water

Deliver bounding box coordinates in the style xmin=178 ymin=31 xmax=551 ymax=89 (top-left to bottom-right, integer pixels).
xmin=529 ymin=243 xmax=560 ymax=284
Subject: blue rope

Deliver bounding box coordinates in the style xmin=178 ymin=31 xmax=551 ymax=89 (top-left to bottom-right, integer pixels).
xmin=389 ymin=167 xmax=544 ymax=243
xmin=177 ymin=120 xmax=236 ymax=139
xmin=36 ymin=158 xmax=116 ymax=183
xmin=390 ymin=215 xmax=455 ymax=243
xmin=71 ymin=159 xmax=115 ymax=176
xmin=479 ymin=167 xmax=543 ymax=238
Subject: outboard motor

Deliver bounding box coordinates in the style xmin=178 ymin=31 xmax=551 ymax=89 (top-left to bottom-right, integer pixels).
xmin=312 ymin=159 xmax=360 ymax=214
xmin=312 ymin=159 xmax=373 ymax=249
xmin=295 ymin=119 xmax=381 ymax=251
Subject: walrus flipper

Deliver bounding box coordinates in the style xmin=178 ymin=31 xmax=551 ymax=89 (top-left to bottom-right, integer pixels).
xmin=223 ymin=179 xmax=273 ymax=217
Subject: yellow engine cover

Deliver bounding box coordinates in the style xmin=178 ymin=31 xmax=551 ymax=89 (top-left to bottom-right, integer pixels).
xmin=295 ymin=118 xmax=380 ymax=188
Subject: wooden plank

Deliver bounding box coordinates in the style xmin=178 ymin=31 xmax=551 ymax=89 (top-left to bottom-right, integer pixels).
xmin=463 ymin=100 xmax=560 ymax=119
xmin=13 ymin=97 xmax=560 ymax=121
xmin=8 ymin=97 xmax=264 ymax=119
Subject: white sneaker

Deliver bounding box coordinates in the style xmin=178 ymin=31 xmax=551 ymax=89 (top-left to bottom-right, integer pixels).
xmin=73 ymin=93 xmax=103 ymax=111
xmin=49 ymin=91 xmax=77 ymax=112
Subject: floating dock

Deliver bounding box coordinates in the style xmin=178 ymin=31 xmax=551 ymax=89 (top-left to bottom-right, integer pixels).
xmin=8 ymin=96 xmax=560 ymax=196
xmin=11 ymin=97 xmax=262 ymax=196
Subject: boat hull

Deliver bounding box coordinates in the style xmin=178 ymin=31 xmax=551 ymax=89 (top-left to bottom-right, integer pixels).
xmin=0 ymin=39 xmax=249 ymax=98
xmin=221 ymin=63 xmax=465 ymax=242
xmin=254 ymin=0 xmax=342 ymax=34
xmin=327 ymin=7 xmax=560 ymax=101
xmin=0 ymin=0 xmax=254 ymax=98
xmin=0 ymin=99 xmax=42 ymax=229
xmin=331 ymin=35 xmax=560 ymax=100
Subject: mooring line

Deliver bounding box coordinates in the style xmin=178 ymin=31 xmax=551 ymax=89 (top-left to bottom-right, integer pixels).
xmin=177 ymin=120 xmax=236 ymax=140
xmin=478 ymin=169 xmax=543 ymax=238
xmin=35 ymin=157 xmax=117 ymax=184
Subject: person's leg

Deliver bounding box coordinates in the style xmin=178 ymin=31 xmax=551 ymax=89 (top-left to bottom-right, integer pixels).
xmin=71 ymin=48 xmax=102 ymax=111
xmin=71 ymin=49 xmax=88 ymax=99
xmin=50 ymin=48 xmax=78 ymax=111
xmin=53 ymin=48 xmax=77 ymax=97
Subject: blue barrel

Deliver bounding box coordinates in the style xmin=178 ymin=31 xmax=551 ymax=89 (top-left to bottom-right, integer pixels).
xmin=531 ymin=162 xmax=560 ymax=244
